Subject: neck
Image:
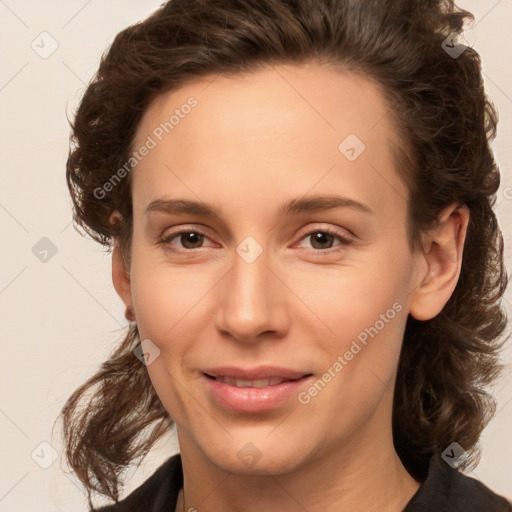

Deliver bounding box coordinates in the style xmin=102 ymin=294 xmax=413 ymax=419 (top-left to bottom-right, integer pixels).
xmin=175 ymin=397 xmax=421 ymax=511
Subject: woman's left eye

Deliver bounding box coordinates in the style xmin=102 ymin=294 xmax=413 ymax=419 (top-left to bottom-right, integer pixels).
xmin=158 ymin=227 xmax=352 ymax=253
xmin=295 ymin=228 xmax=353 ymax=252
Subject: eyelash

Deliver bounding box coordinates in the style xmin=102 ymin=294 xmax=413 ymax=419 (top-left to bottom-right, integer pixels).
xmin=158 ymin=226 xmax=353 ymax=255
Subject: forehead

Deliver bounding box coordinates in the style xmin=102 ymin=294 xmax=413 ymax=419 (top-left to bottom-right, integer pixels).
xmin=129 ymin=62 xmax=408 ymax=223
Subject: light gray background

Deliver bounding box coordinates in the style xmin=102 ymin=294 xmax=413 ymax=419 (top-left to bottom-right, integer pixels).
xmin=0 ymin=1 xmax=511 ymax=510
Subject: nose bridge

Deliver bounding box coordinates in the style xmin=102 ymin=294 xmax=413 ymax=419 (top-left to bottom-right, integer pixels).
xmin=215 ymin=239 xmax=285 ymax=342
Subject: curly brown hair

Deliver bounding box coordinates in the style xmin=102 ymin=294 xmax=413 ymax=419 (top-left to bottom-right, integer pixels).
xmin=58 ymin=0 xmax=509 ymax=507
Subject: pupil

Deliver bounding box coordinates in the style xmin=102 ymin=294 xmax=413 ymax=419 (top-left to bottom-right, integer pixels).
xmin=183 ymin=232 xmax=202 ymax=248
xmin=313 ymin=232 xmax=332 ymax=249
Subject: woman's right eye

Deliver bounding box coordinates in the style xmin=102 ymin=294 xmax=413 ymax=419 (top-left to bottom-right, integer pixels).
xmin=159 ymin=230 xmax=213 ymax=251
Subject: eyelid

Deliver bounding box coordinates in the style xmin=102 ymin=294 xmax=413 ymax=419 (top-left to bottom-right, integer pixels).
xmin=294 ymin=224 xmax=354 ymax=244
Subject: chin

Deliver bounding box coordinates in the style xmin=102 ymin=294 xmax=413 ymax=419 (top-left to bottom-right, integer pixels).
xmin=202 ymin=437 xmax=308 ymax=476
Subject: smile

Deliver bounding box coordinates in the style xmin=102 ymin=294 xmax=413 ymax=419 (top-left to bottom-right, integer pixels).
xmin=206 ymin=375 xmax=295 ymax=387
xmin=201 ymin=366 xmax=313 ymax=413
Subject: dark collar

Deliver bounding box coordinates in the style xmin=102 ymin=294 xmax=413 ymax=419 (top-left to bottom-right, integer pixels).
xmin=94 ymin=452 xmax=511 ymax=511
xmin=403 ymin=452 xmax=511 ymax=511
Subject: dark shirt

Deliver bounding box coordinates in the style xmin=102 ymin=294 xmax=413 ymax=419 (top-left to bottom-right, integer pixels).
xmin=93 ymin=452 xmax=511 ymax=511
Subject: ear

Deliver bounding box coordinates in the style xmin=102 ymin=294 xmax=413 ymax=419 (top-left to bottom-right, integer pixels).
xmin=409 ymin=203 xmax=469 ymax=321
xmin=110 ymin=211 xmax=135 ymax=322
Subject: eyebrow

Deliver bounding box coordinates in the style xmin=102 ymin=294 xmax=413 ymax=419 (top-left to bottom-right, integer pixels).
xmin=145 ymin=194 xmax=374 ymax=220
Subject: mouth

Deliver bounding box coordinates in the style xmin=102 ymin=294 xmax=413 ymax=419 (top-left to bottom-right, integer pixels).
xmin=204 ymin=374 xmax=306 ymax=387
xmin=201 ymin=366 xmax=313 ymax=412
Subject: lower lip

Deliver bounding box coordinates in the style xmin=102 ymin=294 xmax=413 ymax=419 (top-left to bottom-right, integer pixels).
xmin=203 ymin=374 xmax=312 ymax=413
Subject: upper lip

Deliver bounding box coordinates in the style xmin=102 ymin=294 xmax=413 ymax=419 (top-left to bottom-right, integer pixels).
xmin=202 ymin=366 xmax=311 ymax=380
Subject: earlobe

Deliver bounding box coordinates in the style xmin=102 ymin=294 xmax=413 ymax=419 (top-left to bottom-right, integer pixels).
xmin=409 ymin=204 xmax=470 ymax=321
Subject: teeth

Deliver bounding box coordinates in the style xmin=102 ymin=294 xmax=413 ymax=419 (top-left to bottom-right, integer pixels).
xmin=233 ymin=378 xmax=253 ymax=387
xmin=215 ymin=376 xmax=289 ymax=387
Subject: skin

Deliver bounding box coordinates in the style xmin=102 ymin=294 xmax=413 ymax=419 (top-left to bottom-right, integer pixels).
xmin=111 ymin=61 xmax=469 ymax=511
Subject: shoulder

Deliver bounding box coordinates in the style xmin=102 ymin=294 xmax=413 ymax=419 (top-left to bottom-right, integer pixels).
xmin=91 ymin=453 xmax=183 ymax=512
xmin=404 ymin=453 xmax=512 ymax=512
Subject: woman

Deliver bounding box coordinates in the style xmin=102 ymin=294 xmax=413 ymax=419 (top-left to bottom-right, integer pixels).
xmin=59 ymin=0 xmax=512 ymax=510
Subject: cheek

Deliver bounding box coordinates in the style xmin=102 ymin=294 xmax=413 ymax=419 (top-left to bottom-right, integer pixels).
xmin=311 ymin=246 xmax=413 ymax=394
xmin=328 ymin=290 xmax=406 ymax=388
xmin=130 ymin=261 xmax=207 ymax=420
xmin=311 ymin=261 xmax=410 ymax=345
xmin=310 ymin=291 xmax=408 ymax=429
xmin=129 ymin=251 xmax=209 ymax=345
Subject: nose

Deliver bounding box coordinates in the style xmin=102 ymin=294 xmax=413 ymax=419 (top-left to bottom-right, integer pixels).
xmin=214 ymin=244 xmax=289 ymax=344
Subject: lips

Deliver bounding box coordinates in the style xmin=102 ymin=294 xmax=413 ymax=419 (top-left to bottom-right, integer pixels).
xmin=201 ymin=366 xmax=313 ymax=412
xmin=202 ymin=365 xmax=310 ymax=381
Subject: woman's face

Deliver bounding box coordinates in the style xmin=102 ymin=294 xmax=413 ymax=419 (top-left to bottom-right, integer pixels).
xmin=122 ymin=62 xmax=428 ymax=474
